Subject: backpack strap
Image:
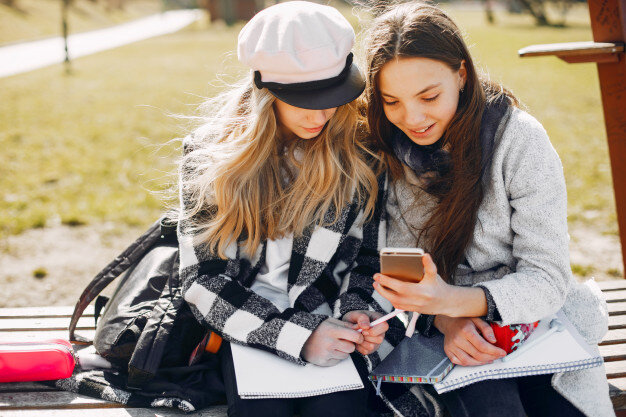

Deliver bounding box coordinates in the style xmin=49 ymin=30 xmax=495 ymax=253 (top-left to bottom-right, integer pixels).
xmin=68 ymin=216 xmax=176 ymax=343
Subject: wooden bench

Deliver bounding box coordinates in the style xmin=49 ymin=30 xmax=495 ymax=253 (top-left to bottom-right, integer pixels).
xmin=1 ymin=280 xmax=625 ymax=416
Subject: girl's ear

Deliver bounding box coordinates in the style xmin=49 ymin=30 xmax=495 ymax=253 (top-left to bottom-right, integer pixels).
xmin=458 ymin=60 xmax=467 ymax=90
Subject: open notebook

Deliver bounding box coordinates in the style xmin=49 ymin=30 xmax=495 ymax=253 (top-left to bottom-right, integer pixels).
xmin=433 ymin=310 xmax=603 ymax=393
xmin=370 ymin=310 xmax=603 ymax=394
xmin=230 ymin=343 xmax=363 ymax=399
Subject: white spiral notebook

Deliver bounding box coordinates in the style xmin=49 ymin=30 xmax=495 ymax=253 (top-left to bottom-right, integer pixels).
xmin=231 ymin=343 xmax=364 ymax=399
xmin=433 ymin=310 xmax=604 ymax=393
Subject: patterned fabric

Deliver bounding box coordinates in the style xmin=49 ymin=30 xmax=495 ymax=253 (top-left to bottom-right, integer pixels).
xmin=179 ymin=161 xmax=431 ymax=416
xmin=52 ymin=365 xmax=225 ymax=412
xmin=489 ymin=321 xmax=539 ymax=353
xmin=180 ymin=191 xmax=371 ymax=364
xmin=53 ymin=370 xmax=194 ymax=411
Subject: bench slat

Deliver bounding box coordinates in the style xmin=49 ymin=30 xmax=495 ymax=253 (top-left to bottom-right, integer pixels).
xmin=601 ymin=328 xmax=626 ymax=345
xmin=0 ymin=391 xmax=121 ymax=410
xmin=0 ymin=406 xmax=228 ymax=416
xmin=609 ymin=302 xmax=626 ymax=316
xmin=600 ymin=344 xmax=626 ymax=361
xmin=0 ymin=330 xmax=96 ymax=342
xmin=606 ymin=361 xmax=626 ymax=379
xmin=598 ymin=281 xmax=626 ymax=291
xmin=606 ymin=290 xmax=626 ymax=302
xmin=0 ymin=382 xmax=57 ymax=393
xmin=0 ymin=307 xmax=94 ymax=319
xmin=610 ymin=315 xmax=626 ymax=329
xmin=0 ymin=317 xmax=94 ymax=332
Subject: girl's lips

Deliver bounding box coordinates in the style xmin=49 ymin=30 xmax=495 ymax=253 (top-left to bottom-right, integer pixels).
xmin=408 ymin=123 xmax=435 ymax=137
xmin=304 ymin=126 xmax=324 ymax=133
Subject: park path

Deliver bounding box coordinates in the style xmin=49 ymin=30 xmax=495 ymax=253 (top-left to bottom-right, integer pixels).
xmin=0 ymin=9 xmax=202 ymax=78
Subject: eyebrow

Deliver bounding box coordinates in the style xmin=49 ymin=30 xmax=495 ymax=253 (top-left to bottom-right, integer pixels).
xmin=381 ymin=83 xmax=441 ymax=99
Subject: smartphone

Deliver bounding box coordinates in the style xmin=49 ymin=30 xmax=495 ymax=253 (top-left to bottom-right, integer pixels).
xmin=380 ymin=247 xmax=425 ymax=283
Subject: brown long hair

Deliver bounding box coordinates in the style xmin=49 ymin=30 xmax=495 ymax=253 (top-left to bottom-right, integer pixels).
xmin=365 ymin=2 xmax=518 ymax=281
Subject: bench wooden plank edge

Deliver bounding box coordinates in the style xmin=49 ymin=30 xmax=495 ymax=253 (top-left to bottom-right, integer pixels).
xmin=518 ymin=41 xmax=624 ymax=63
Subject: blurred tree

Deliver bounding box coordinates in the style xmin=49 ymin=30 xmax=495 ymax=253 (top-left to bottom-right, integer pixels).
xmin=483 ymin=0 xmax=495 ymax=24
xmin=62 ymin=0 xmax=72 ymax=73
xmin=200 ymin=0 xmax=261 ymax=25
xmin=505 ymin=0 xmax=577 ymax=26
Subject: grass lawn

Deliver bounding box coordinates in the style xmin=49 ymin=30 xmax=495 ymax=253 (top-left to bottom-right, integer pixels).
xmin=0 ymin=3 xmax=618 ymax=239
xmin=0 ymin=0 xmax=163 ymax=45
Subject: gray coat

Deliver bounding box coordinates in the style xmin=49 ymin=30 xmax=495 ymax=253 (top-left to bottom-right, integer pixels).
xmin=386 ymin=107 xmax=614 ymax=417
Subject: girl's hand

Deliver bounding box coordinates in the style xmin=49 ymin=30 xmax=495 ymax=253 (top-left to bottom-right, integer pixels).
xmin=373 ymin=253 xmax=453 ymax=315
xmin=435 ymin=316 xmax=507 ymax=366
xmin=342 ymin=310 xmax=389 ymax=355
xmin=301 ymin=318 xmax=364 ymax=367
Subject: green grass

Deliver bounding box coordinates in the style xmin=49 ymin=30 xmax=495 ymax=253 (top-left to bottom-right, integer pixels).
xmin=571 ymin=263 xmax=595 ymax=277
xmin=0 ymin=0 xmax=163 ymax=45
xmin=0 ymin=20 xmax=245 ymax=236
xmin=0 ymin=3 xmax=618 ymax=238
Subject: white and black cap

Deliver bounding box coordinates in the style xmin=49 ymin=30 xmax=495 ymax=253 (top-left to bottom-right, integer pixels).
xmin=237 ymin=1 xmax=365 ymax=110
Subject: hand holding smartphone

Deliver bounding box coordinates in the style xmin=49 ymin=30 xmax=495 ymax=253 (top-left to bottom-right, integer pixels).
xmin=376 ymin=248 xmax=425 ymax=337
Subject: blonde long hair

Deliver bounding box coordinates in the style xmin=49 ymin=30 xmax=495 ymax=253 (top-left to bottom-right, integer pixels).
xmin=179 ymin=76 xmax=380 ymax=259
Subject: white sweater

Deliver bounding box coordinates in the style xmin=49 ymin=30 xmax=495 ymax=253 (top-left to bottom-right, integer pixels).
xmin=386 ymin=107 xmax=614 ymax=417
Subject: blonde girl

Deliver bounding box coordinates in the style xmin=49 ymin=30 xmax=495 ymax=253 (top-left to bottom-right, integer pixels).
xmin=177 ymin=2 xmax=393 ymax=416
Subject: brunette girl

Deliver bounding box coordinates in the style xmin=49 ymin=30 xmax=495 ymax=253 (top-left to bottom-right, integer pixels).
xmin=363 ymin=3 xmax=613 ymax=417
xmin=176 ymin=2 xmax=394 ymax=417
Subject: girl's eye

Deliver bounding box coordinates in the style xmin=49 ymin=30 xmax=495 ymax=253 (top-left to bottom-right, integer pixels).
xmin=423 ymin=94 xmax=439 ymax=102
xmin=383 ymin=100 xmax=398 ymax=106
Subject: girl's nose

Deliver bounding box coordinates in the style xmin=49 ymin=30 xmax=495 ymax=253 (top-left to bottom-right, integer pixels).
xmin=308 ymin=109 xmax=333 ymax=125
xmin=404 ymin=103 xmax=427 ymax=126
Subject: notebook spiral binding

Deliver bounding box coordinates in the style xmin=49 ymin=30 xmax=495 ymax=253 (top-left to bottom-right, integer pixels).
xmin=240 ymin=383 xmax=364 ymax=399
xmin=437 ymin=357 xmax=604 ymax=392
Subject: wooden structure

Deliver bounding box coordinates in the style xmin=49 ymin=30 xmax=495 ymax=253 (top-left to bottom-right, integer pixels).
xmin=0 ymin=280 xmax=625 ymax=415
xmin=518 ymin=0 xmax=626 ymax=278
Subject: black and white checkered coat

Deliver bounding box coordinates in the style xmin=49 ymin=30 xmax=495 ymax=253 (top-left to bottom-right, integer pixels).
xmin=178 ymin=169 xmax=430 ymax=416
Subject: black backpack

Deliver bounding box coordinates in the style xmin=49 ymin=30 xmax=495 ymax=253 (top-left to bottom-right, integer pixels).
xmin=68 ymin=215 xmax=224 ymax=403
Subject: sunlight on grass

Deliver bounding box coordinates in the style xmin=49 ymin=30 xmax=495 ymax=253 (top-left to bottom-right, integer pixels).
xmin=0 ymin=21 xmax=245 ymax=236
xmin=0 ymin=4 xmax=618 ymax=238
xmin=0 ymin=0 xmax=163 ymax=45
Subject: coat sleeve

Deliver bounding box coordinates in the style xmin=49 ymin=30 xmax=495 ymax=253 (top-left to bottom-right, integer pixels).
xmin=475 ymin=110 xmax=574 ymax=325
xmin=333 ymin=175 xmax=406 ymax=359
xmin=177 ymin=141 xmax=325 ymax=365
xmin=335 ymin=175 xmax=393 ymax=317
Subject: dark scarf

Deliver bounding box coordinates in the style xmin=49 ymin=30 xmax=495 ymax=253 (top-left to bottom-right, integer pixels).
xmin=390 ymin=96 xmax=510 ymax=182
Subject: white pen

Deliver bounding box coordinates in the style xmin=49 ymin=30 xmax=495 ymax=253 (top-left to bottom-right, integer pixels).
xmin=357 ymin=309 xmax=404 ymax=332
xmin=502 ymin=318 xmax=565 ymax=362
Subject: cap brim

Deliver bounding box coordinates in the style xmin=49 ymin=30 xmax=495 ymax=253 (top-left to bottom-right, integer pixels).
xmin=267 ymin=63 xmax=365 ymax=110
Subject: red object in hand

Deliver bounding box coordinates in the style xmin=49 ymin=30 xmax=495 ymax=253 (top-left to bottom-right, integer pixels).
xmin=0 ymin=339 xmax=75 ymax=382
xmin=489 ymin=322 xmax=539 ymax=353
